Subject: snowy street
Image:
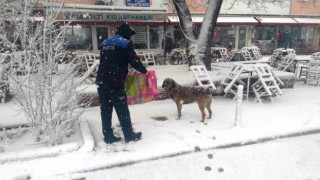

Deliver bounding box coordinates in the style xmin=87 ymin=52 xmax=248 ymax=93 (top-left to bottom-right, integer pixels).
xmin=70 ymin=133 xmax=320 ymax=180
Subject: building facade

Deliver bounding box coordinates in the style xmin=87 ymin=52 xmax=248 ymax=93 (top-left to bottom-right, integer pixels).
xmin=36 ymin=0 xmax=167 ymax=54
xmin=37 ymin=0 xmax=320 ymax=54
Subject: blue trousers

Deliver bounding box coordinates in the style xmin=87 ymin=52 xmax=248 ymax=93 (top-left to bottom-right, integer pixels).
xmin=97 ymin=85 xmax=133 ymax=138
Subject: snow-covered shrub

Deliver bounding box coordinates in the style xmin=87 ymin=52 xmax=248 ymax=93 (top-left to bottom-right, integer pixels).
xmin=0 ymin=0 xmax=85 ymax=146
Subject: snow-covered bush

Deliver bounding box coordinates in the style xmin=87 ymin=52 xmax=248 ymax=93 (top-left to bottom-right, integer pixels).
xmin=0 ymin=0 xmax=85 ymax=146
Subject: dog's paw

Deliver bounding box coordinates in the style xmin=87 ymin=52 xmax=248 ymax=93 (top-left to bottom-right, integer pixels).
xmin=175 ymin=117 xmax=181 ymax=120
xmin=200 ymin=120 xmax=208 ymax=125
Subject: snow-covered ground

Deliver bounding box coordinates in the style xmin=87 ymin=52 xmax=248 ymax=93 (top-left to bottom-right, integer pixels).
xmin=73 ymin=133 xmax=320 ymax=180
xmin=0 ymin=55 xmax=320 ymax=179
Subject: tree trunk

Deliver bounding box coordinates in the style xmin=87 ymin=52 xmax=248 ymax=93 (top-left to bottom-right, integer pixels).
xmin=173 ymin=0 xmax=223 ymax=70
xmin=194 ymin=0 xmax=223 ymax=70
xmin=173 ymin=0 xmax=196 ymax=65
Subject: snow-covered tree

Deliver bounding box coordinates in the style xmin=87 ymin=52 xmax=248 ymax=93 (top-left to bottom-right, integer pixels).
xmin=0 ymin=0 xmax=85 ymax=146
xmin=164 ymin=0 xmax=290 ymax=70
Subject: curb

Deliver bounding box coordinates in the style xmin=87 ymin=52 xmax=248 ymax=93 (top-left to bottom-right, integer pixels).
xmin=0 ymin=121 xmax=94 ymax=164
xmin=215 ymin=127 xmax=320 ymax=149
xmin=78 ymin=121 xmax=95 ymax=153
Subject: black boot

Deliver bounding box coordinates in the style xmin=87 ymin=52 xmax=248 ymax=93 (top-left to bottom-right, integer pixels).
xmin=124 ymin=131 xmax=142 ymax=143
xmin=104 ymin=134 xmax=121 ymax=144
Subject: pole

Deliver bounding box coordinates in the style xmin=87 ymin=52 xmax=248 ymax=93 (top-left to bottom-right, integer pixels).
xmin=234 ymin=85 xmax=243 ymax=127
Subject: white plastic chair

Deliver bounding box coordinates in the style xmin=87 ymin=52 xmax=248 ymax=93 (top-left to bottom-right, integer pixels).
xmin=84 ymin=53 xmax=99 ymax=70
xmin=269 ymin=48 xmax=284 ymax=67
xmin=306 ymin=60 xmax=320 ymax=86
xmin=211 ymin=47 xmax=228 ymax=62
xmin=276 ymin=54 xmax=296 ymax=72
xmin=190 ymin=65 xmax=216 ymax=90
xmin=77 ymin=60 xmax=100 ymax=85
xmin=143 ymin=52 xmax=156 ymax=66
xmin=249 ymin=46 xmax=263 ymax=60
xmin=220 ymin=64 xmax=246 ymax=98
xmin=299 ymin=52 xmax=320 ymax=78
xmin=240 ymin=48 xmax=254 ymax=61
xmin=286 ymin=49 xmax=296 ymax=56
xmin=311 ymin=52 xmax=320 ymax=60
xmin=225 ymin=50 xmax=238 ymax=62
xmin=252 ymin=64 xmax=283 ymax=103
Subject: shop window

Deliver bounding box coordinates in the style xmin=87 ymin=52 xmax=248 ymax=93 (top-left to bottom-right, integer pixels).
xmin=307 ymin=27 xmax=315 ymax=43
xmin=292 ymin=26 xmax=304 ymax=50
xmin=131 ymin=26 xmax=147 ymax=49
xmin=64 ymin=26 xmax=93 ymax=50
xmin=253 ymin=26 xmax=276 ymax=54
xmin=149 ymin=25 xmax=160 ymax=49
xmin=297 ymin=26 xmax=316 ymax=53
xmin=219 ymin=26 xmax=236 ymax=48
xmin=255 ymin=26 xmax=276 ymax=41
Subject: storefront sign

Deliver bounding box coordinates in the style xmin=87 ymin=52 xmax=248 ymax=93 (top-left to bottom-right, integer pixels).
xmin=126 ymin=0 xmax=150 ymax=7
xmin=65 ymin=13 xmax=153 ymax=21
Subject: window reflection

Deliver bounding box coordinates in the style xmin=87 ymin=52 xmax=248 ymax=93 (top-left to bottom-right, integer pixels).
xmin=219 ymin=26 xmax=236 ymax=48
xmin=64 ymin=25 xmax=93 ymax=50
xmin=252 ymin=26 xmax=276 ymax=54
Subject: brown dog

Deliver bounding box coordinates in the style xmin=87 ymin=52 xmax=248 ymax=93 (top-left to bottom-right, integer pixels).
xmin=162 ymin=78 xmax=213 ymax=123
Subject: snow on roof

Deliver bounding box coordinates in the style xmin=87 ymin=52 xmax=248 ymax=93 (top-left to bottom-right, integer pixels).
xmin=217 ymin=16 xmax=257 ymax=23
xmin=293 ymin=18 xmax=320 ymax=24
xmin=255 ymin=17 xmax=297 ymax=24
xmin=168 ymin=16 xmax=258 ymax=23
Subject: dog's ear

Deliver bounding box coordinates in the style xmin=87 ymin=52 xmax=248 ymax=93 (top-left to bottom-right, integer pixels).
xmin=171 ymin=81 xmax=176 ymax=88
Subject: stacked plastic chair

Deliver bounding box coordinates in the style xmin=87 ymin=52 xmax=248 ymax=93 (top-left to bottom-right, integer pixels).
xmin=269 ymin=48 xmax=284 ymax=68
xmin=190 ymin=65 xmax=216 ymax=90
xmin=306 ymin=60 xmax=320 ymax=86
xmin=252 ymin=64 xmax=283 ymax=103
xmin=240 ymin=48 xmax=254 ymax=61
xmin=220 ymin=64 xmax=246 ymax=99
xmin=249 ymin=46 xmax=263 ymax=60
xmin=276 ymin=54 xmax=296 ymax=72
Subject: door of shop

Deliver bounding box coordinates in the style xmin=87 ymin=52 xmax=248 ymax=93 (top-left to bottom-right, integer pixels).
xmin=238 ymin=26 xmax=247 ymax=49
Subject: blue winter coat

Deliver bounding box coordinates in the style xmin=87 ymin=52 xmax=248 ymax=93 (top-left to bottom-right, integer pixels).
xmin=95 ymin=35 xmax=147 ymax=87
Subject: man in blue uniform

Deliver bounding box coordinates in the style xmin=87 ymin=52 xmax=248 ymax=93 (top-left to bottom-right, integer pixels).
xmin=96 ymin=23 xmax=147 ymax=144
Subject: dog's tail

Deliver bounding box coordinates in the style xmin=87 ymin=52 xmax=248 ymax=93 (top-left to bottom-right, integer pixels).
xmin=209 ymin=86 xmax=224 ymax=96
xmin=206 ymin=87 xmax=215 ymax=94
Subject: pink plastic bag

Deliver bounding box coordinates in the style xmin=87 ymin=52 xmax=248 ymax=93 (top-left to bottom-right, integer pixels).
xmin=125 ymin=70 xmax=160 ymax=105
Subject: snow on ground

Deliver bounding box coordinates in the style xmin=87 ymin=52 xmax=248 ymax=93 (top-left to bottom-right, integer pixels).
xmin=71 ymin=133 xmax=320 ymax=180
xmin=0 ymin=55 xmax=319 ymax=179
